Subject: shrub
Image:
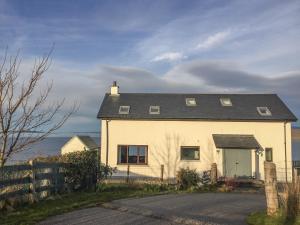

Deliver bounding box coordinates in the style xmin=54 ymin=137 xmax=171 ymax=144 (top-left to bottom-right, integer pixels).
xmin=99 ymin=164 xmax=116 ymax=180
xmin=62 ymin=151 xmax=98 ymax=190
xmin=197 ymin=184 xmax=217 ymax=192
xmin=34 ymin=155 xmax=61 ymax=163
xmin=199 ymin=170 xmax=211 ymax=185
xmin=34 ymin=151 xmax=116 ymax=191
xmin=176 ymin=167 xmax=200 ymax=190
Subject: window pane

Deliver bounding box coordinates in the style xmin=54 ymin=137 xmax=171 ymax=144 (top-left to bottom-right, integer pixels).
xmin=139 ymin=146 xmax=146 ymax=156
xmin=220 ymin=98 xmax=232 ymax=106
xmin=257 ymin=107 xmax=272 ymax=116
xmin=186 ymin=98 xmax=197 ymax=106
xmin=128 ymin=146 xmax=138 ymax=163
xmin=181 ymin=147 xmax=200 ymax=160
xmin=138 ymin=146 xmax=147 ymax=163
xmin=265 ymin=148 xmax=273 ymax=162
xmin=139 ymin=156 xmax=145 ymax=163
xmin=149 ymin=106 xmax=160 ymax=114
xmin=118 ymin=146 xmax=127 ymax=163
xmin=119 ymin=106 xmax=130 ymax=114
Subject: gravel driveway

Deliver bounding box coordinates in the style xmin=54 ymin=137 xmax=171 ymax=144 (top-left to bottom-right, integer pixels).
xmin=40 ymin=193 xmax=265 ymax=225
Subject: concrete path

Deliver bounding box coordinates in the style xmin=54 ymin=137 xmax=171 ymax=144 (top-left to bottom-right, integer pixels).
xmin=40 ymin=193 xmax=265 ymax=225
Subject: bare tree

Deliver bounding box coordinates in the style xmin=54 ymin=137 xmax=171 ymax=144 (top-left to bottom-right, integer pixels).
xmin=151 ymin=133 xmax=181 ymax=182
xmin=0 ymin=49 xmax=77 ymax=167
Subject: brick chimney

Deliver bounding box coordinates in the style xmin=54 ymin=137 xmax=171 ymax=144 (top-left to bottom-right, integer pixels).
xmin=110 ymin=81 xmax=119 ymax=96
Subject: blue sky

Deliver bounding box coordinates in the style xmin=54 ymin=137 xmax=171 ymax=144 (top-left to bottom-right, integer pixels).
xmin=0 ymin=0 xmax=300 ymax=134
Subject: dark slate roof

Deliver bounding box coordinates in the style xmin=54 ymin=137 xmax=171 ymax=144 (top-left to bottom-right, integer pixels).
xmin=212 ymin=134 xmax=261 ymax=149
xmin=77 ymin=136 xmax=98 ymax=149
xmin=97 ymin=93 xmax=297 ymax=121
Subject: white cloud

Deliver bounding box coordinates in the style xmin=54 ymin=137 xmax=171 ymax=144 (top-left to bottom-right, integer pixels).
xmin=8 ymin=50 xmax=300 ymax=133
xmin=151 ymin=52 xmax=186 ymax=62
xmin=13 ymin=57 xmax=300 ymax=132
xmin=196 ymin=30 xmax=231 ymax=50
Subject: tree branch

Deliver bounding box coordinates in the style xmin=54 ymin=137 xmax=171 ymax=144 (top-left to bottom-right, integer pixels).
xmin=0 ymin=47 xmax=77 ymax=167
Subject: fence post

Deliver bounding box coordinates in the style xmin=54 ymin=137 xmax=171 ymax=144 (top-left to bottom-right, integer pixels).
xmin=293 ymin=168 xmax=298 ymax=183
xmin=264 ymin=162 xmax=279 ymax=216
xmin=160 ymin=165 xmax=164 ymax=182
xmin=29 ymin=160 xmax=38 ymax=203
xmin=211 ymin=163 xmax=217 ymax=184
xmin=293 ymin=167 xmax=295 ymax=183
xmin=53 ymin=165 xmax=59 ymax=194
xmin=126 ymin=165 xmax=130 ymax=183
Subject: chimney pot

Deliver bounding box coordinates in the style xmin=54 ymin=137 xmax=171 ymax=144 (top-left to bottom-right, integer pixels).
xmin=110 ymin=81 xmax=119 ymax=96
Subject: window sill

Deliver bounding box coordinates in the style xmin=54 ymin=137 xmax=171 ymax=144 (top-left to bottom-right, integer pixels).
xmin=180 ymin=160 xmax=200 ymax=162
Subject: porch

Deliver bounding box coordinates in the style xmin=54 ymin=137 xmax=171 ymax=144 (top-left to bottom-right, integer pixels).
xmin=213 ymin=134 xmax=262 ymax=179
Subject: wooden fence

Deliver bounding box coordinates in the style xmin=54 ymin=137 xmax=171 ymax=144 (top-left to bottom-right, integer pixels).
xmin=0 ymin=161 xmax=66 ymax=202
xmin=293 ymin=160 xmax=300 ymax=177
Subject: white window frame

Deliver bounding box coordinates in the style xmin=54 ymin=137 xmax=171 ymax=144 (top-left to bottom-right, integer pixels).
xmin=185 ymin=98 xmax=197 ymax=106
xmin=119 ymin=105 xmax=130 ymax=114
xmin=149 ymin=106 xmax=160 ymax=114
xmin=257 ymin=107 xmax=272 ymax=116
xmin=220 ymin=98 xmax=232 ymax=106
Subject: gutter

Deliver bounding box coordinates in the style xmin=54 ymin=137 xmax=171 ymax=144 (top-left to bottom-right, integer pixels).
xmin=98 ymin=117 xmax=296 ymax=122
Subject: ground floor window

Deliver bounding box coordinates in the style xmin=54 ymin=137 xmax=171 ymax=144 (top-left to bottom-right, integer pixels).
xmin=180 ymin=146 xmax=200 ymax=160
xmin=118 ymin=145 xmax=148 ymax=164
xmin=265 ymin=148 xmax=273 ymax=162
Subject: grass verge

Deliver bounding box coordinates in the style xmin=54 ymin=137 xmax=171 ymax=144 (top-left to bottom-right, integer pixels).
xmin=247 ymin=211 xmax=300 ymax=225
xmin=0 ymin=185 xmax=171 ymax=225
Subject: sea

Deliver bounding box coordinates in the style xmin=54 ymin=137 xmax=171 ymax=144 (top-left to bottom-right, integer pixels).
xmin=7 ymin=137 xmax=100 ymax=165
xmin=5 ymin=137 xmax=300 ymax=164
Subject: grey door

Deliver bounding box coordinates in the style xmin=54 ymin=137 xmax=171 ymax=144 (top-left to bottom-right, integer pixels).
xmin=223 ymin=149 xmax=252 ymax=178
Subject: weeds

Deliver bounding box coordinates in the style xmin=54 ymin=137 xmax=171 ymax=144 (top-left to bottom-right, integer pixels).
xmin=279 ymin=178 xmax=300 ymax=221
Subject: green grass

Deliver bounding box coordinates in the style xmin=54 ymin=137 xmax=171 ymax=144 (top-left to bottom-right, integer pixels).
xmin=0 ymin=184 xmax=170 ymax=225
xmin=247 ymin=211 xmax=300 ymax=225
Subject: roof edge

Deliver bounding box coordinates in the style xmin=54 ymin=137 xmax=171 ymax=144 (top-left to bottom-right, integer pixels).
xmin=97 ymin=117 xmax=297 ymax=122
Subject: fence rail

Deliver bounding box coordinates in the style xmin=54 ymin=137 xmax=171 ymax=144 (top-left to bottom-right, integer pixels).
xmin=0 ymin=161 xmax=67 ymax=202
xmin=293 ymin=160 xmax=300 ymax=177
xmin=293 ymin=160 xmax=300 ymax=168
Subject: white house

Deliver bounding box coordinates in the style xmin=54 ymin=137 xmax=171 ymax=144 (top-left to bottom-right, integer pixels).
xmin=97 ymin=82 xmax=297 ymax=181
xmin=61 ymin=135 xmax=98 ymax=155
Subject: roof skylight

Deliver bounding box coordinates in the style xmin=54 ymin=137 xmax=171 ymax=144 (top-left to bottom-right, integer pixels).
xmin=186 ymin=98 xmax=197 ymax=106
xmin=220 ymin=98 xmax=232 ymax=106
xmin=257 ymin=107 xmax=272 ymax=116
xmin=119 ymin=106 xmax=130 ymax=114
xmin=149 ymin=106 xmax=160 ymax=114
